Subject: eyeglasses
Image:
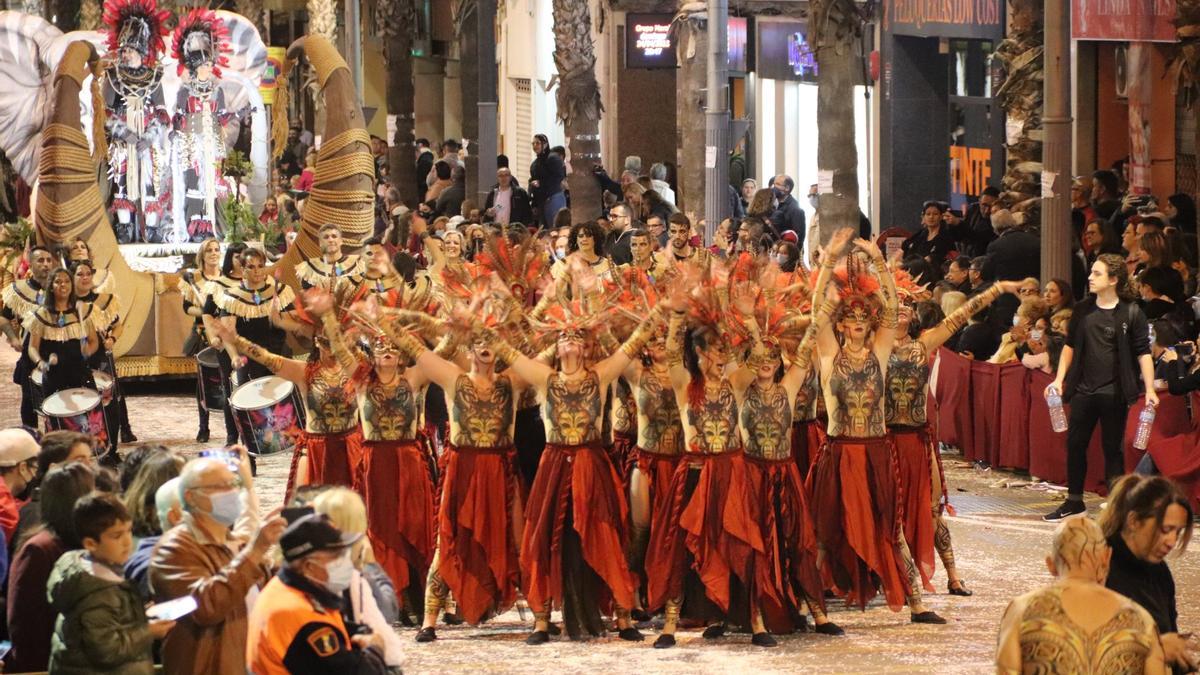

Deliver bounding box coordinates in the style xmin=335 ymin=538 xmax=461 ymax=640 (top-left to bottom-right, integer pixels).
xmin=1018 ymin=288 xmax=1038 ymax=296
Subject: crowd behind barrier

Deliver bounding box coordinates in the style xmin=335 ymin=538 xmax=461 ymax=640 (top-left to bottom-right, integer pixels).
xmin=932 ymin=347 xmax=1200 ymax=504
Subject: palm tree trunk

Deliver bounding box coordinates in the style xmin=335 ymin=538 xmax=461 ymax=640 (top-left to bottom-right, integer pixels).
xmin=674 ymin=8 xmax=706 ymax=221
xmin=994 ymin=0 xmax=1044 ymax=223
xmin=381 ymin=0 xmax=418 ymax=206
xmin=551 ymin=0 xmax=603 ymax=222
xmin=78 ymin=0 xmax=100 ymax=30
xmin=811 ymin=0 xmax=862 ymax=246
xmin=308 ymin=0 xmax=338 ymax=43
xmin=235 ymin=0 xmax=266 ymax=35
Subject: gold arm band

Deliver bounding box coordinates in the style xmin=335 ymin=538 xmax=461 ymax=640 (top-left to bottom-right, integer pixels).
xmin=320 ymin=312 xmax=360 ymax=374
xmin=379 ymin=320 xmax=428 ymax=361
xmin=597 ymin=328 xmax=621 ymax=356
xmin=234 ymin=336 xmax=285 ymax=372
xmin=879 ymin=307 xmax=899 ymax=330
xmin=942 ymin=284 xmax=1001 ymax=334
xmin=665 ymin=311 xmax=685 ymax=368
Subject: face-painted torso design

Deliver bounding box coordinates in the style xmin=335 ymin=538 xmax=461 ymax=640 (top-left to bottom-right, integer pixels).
xmin=636 ymin=370 xmax=684 ymax=455
xmin=450 ymin=373 xmax=514 ymax=447
xmin=742 ymin=380 xmax=793 ymax=460
xmin=827 ymin=349 xmax=886 ymax=438
xmin=544 ymin=370 xmax=602 ymax=445
xmin=685 ymin=379 xmax=739 ymax=454
xmin=305 ymin=362 xmax=360 ymax=434
xmin=886 ymin=339 xmax=930 ymax=427
xmin=360 ymin=374 xmax=423 ymax=441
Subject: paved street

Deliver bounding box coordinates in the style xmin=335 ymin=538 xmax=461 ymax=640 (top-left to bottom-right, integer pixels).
xmin=5 ymin=350 xmax=1198 ymax=674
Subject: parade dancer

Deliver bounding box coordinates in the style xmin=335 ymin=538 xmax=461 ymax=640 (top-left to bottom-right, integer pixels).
xmin=211 ymin=290 xmax=362 ymax=492
xmin=100 ymin=0 xmax=172 ymax=243
xmin=378 ymin=318 xmax=525 ymax=642
xmin=297 ymin=224 xmax=365 ymax=290
xmin=646 ymin=263 xmax=779 ymax=649
xmin=485 ymin=302 xmax=666 ymax=644
xmin=808 ymin=230 xmax=944 ymax=624
xmin=888 ymin=274 xmax=1018 ymax=597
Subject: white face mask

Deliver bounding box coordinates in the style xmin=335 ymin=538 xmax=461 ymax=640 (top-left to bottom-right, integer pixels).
xmin=322 ymin=554 xmax=354 ymax=594
xmin=773 ymin=253 xmax=789 ymax=266
xmin=555 ymin=247 xmax=567 ymax=260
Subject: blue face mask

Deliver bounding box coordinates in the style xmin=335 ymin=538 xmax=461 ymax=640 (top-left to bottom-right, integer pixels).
xmin=206 ymin=489 xmax=243 ymax=527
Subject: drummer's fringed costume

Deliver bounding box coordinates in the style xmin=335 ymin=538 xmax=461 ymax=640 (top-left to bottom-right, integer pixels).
xmin=78 ymin=280 xmax=125 ymax=453
xmin=178 ymin=244 xmax=238 ymax=443
xmin=2 ymin=274 xmax=46 ymax=427
xmin=807 ymin=231 xmax=945 ymax=624
xmin=297 ymin=249 xmax=364 ymax=290
xmin=645 ymin=257 xmax=780 ymax=649
xmin=28 ymin=299 xmax=99 ymax=398
xmin=887 ymin=275 xmax=1007 ymax=598
xmin=483 ymin=292 xmax=665 ymax=644
xmin=213 ymin=277 xmax=295 ymax=382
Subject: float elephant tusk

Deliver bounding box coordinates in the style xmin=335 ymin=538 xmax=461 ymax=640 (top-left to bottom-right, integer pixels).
xmin=36 ymin=39 xmax=155 ymax=358
xmin=272 ymin=34 xmax=374 ymax=288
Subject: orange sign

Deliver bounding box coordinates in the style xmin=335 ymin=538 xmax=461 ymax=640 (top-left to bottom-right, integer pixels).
xmin=950 ymin=146 xmax=992 ymax=197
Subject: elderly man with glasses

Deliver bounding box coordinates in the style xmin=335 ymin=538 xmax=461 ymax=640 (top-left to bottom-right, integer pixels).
xmin=150 ymin=449 xmax=286 ymax=675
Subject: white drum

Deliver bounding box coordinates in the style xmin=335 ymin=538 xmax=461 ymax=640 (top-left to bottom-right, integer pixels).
xmin=93 ymin=370 xmax=114 ymax=406
xmin=41 ymin=387 xmax=109 ymax=447
xmin=229 ymin=376 xmax=302 ymax=455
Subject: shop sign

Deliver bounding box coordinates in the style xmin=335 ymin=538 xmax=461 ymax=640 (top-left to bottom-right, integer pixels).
xmin=884 ymin=0 xmax=1004 ymax=41
xmin=626 ymin=14 xmax=750 ymax=70
xmin=757 ymin=21 xmax=819 ymax=83
xmin=949 ymin=145 xmax=992 ymax=199
xmin=1071 ymin=0 xmax=1176 ymax=43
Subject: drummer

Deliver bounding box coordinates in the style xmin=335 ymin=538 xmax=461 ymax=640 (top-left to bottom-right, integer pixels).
xmin=2 ymin=246 xmax=56 ymax=427
xmin=203 ymin=242 xmax=248 ymax=446
xmin=181 ymin=238 xmax=237 ymax=444
xmin=211 ymin=248 xmax=303 ymax=388
xmin=73 ymin=260 xmax=135 ymax=459
xmin=26 ymin=267 xmax=102 ymax=400
xmin=295 ymin=224 xmax=364 ymax=290
xmin=209 ymin=289 xmax=363 ymax=496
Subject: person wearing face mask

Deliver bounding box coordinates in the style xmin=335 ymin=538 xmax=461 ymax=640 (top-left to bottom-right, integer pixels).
xmin=995 ymin=515 xmax=1165 ymax=674
xmin=1099 ymin=474 xmax=1196 ymax=673
xmin=149 ymin=454 xmax=286 ymax=675
xmin=768 ymin=175 xmax=806 ymax=247
xmin=0 ymin=427 xmax=39 ymax=543
xmin=247 ymin=513 xmax=389 ymax=674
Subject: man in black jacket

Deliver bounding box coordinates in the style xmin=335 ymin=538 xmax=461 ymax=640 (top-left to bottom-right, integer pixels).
xmin=604 ymin=202 xmax=634 ymax=265
xmin=484 ymin=166 xmax=533 ymax=226
xmin=1043 ymin=253 xmax=1158 ymax=521
xmin=769 ymin=175 xmax=806 ymax=246
xmin=955 ymin=186 xmax=999 ymax=257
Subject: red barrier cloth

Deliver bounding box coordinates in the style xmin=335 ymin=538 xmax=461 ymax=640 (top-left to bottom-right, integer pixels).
xmin=934 ymin=348 xmax=973 ymax=454
xmin=743 ymin=453 xmax=825 ymax=630
xmin=437 ymin=443 xmax=522 ymax=624
xmin=1149 ymin=430 xmax=1200 ymax=510
xmin=1026 ymin=370 xmax=1107 ymax=494
xmin=645 ymin=450 xmax=769 ymax=615
xmin=363 ymin=439 xmax=435 ymax=596
xmin=890 ymin=427 xmax=936 ymax=593
xmin=970 ymin=361 xmax=1001 ymax=465
xmin=807 ymin=438 xmax=908 ymax=612
xmin=997 ymin=364 xmax=1031 ymax=470
xmin=1122 ymin=394 xmax=1192 ymax=472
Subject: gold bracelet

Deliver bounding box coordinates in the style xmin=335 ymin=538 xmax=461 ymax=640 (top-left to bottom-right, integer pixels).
xmin=235 ymin=337 xmax=285 ymax=372
xmin=620 ymin=309 xmax=662 ymax=359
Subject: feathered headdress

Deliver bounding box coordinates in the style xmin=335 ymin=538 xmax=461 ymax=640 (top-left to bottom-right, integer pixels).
xmin=102 ymin=0 xmax=170 ymax=66
xmin=893 ymin=267 xmax=931 ymax=305
xmin=171 ymin=9 xmax=231 ymax=77
xmin=831 ymin=251 xmax=883 ymax=322
xmin=473 ymin=229 xmax=548 ymax=306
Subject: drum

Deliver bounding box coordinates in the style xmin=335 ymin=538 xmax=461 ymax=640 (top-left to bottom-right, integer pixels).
xmin=30 ymin=368 xmax=45 ymax=414
xmin=229 ymin=376 xmax=301 ymax=456
xmin=41 ymin=388 xmax=109 ymax=448
xmin=196 ymin=347 xmax=226 ymax=411
xmin=93 ymin=370 xmax=114 ymax=406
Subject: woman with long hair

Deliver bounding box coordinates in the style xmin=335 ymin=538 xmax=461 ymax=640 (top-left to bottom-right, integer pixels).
xmin=1099 ymin=474 xmax=1195 ymax=672
xmin=747 ymin=188 xmax=775 ymax=221
xmin=26 ymin=268 xmax=101 ymax=399
xmin=180 ymin=238 xmax=235 ymax=442
xmin=1043 ymin=278 xmax=1074 ymax=314
xmin=73 ymin=259 xmax=136 ymax=453
xmin=529 ymin=133 xmax=566 ymax=228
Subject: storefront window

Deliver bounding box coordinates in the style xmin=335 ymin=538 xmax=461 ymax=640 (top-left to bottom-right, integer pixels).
xmin=952 ymin=40 xmax=993 ymax=99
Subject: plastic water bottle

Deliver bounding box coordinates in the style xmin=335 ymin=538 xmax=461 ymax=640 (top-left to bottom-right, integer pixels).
xmin=1046 ymin=386 xmax=1068 ymax=433
xmin=1133 ymin=402 xmax=1157 ymax=450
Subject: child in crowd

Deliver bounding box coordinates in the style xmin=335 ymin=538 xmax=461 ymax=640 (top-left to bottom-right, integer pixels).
xmin=46 ymin=493 xmax=175 ymax=674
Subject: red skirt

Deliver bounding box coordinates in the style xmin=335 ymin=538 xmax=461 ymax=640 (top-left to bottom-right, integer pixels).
xmin=363 ymin=438 xmax=436 ymax=594
xmin=627 ymin=447 xmax=683 ymax=512
xmin=520 ymin=442 xmax=637 ymax=613
xmin=436 ymin=443 xmax=522 ymax=624
xmin=807 ymin=437 xmax=908 ymax=611
xmin=286 ymin=427 xmax=364 ymax=501
xmin=790 ymin=419 xmax=827 ymax=478
xmin=608 ymin=431 xmax=637 ymax=484
xmin=645 ymin=450 xmax=771 ymax=614
xmin=890 ymin=427 xmax=937 ymax=593
xmin=744 ymin=453 xmax=825 ymax=630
